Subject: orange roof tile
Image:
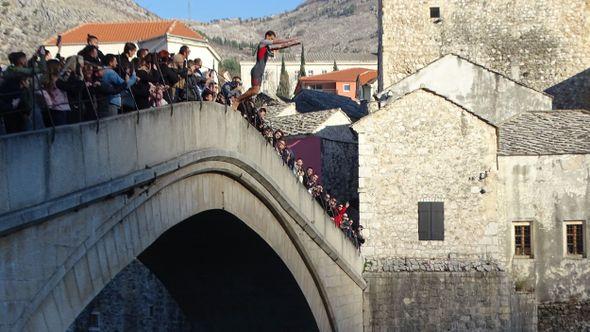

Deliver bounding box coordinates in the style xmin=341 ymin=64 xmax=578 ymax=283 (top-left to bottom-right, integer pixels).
xmin=299 ymin=68 xmax=377 ymax=83
xmin=45 ymin=20 xmax=204 ymax=45
xmin=358 ymin=70 xmax=378 ymax=86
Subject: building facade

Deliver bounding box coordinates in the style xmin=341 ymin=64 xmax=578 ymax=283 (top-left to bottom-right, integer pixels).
xmin=363 ymin=28 xmax=590 ymax=327
xmin=377 ymin=0 xmax=590 ymax=110
xmin=296 ymin=68 xmax=378 ymax=101
xmin=240 ymin=53 xmax=377 ymax=98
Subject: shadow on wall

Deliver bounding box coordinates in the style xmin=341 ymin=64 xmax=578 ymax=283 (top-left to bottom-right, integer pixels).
xmin=546 ymin=68 xmax=590 ymax=110
xmin=70 ymin=210 xmax=320 ymax=332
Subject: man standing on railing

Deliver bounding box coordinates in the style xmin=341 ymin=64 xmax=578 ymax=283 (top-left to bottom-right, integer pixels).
xmin=235 ymin=31 xmax=300 ymax=107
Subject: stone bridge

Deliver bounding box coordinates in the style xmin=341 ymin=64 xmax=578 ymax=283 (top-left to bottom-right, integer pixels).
xmin=0 ymin=102 xmax=366 ymax=331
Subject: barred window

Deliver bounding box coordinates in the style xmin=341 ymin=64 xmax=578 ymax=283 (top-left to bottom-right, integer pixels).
xmin=565 ymin=221 xmax=585 ymax=256
xmin=514 ymin=222 xmax=532 ymax=257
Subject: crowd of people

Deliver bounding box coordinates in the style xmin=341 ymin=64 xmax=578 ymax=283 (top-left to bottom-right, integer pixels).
xmin=0 ymin=33 xmax=364 ymax=249
xmin=238 ymin=101 xmax=365 ymax=249
xmin=0 ymin=34 xmax=243 ymax=135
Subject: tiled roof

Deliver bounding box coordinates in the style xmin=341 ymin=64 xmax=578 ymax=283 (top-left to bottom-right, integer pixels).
xmin=358 ymin=70 xmax=378 ymax=86
xmin=300 ymin=68 xmax=377 ymax=83
xmin=499 ymin=110 xmax=590 ymax=156
xmin=244 ymin=52 xmax=377 ymax=64
xmin=45 ymin=20 xmax=204 ymax=45
xmin=294 ymin=89 xmax=367 ymax=120
xmin=268 ymin=109 xmax=340 ymax=136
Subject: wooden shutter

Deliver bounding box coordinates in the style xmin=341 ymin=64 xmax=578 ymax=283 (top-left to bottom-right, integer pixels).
xmin=430 ymin=202 xmax=445 ymax=241
xmin=418 ymin=202 xmax=431 ymax=240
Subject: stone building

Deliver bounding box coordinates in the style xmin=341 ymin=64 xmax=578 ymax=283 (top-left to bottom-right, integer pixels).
xmin=377 ymin=0 xmax=590 ymax=110
xmin=368 ymin=2 xmax=590 ymax=328
xmin=358 ymin=38 xmax=590 ymax=329
xmin=267 ymin=107 xmax=359 ymax=206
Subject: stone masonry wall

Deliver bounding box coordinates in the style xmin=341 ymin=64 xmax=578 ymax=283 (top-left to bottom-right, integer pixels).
xmin=353 ymin=89 xmax=504 ymax=262
xmin=321 ymin=138 xmax=359 ymax=207
xmin=363 ymin=259 xmax=537 ymax=332
xmin=378 ymin=0 xmax=590 ymax=109
xmin=67 ymin=260 xmax=194 ymax=331
xmin=538 ymin=300 xmax=590 ymax=331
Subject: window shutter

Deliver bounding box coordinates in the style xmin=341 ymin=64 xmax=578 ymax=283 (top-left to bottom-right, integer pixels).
xmin=431 ymin=202 xmax=445 ymax=241
xmin=418 ymin=202 xmax=431 ymax=240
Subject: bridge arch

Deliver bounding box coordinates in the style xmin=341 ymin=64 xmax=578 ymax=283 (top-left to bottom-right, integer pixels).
xmin=0 ymin=103 xmax=364 ymax=331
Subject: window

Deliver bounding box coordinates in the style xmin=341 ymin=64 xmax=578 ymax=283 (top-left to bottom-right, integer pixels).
xmin=418 ymin=202 xmax=444 ymax=241
xmin=322 ymin=70 xmax=328 ymax=74
xmin=308 ymin=70 xmax=314 ymax=76
xmin=343 ymin=84 xmax=351 ymax=92
xmin=430 ymin=7 xmax=441 ymax=18
xmin=564 ymin=221 xmax=585 ymax=257
xmin=514 ymin=222 xmax=532 ymax=257
xmin=89 ymin=311 xmax=100 ymax=331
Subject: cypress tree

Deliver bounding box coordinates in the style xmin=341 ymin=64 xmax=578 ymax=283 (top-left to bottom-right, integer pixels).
xmin=298 ymin=45 xmax=306 ymax=78
xmin=277 ymin=56 xmax=291 ymax=99
xmin=333 ymin=59 xmax=339 ymax=71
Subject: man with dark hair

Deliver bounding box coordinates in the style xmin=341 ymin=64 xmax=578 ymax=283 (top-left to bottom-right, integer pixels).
xmin=118 ymin=43 xmax=138 ymax=112
xmin=101 ymin=54 xmax=136 ymax=117
xmin=1 ymin=49 xmax=47 ymax=132
xmin=236 ymin=31 xmax=300 ymax=106
xmin=303 ymin=167 xmax=314 ymax=188
xmin=221 ymin=76 xmax=242 ymax=105
xmin=253 ymin=107 xmax=266 ymax=131
xmin=202 ymin=88 xmax=215 ymax=102
xmin=119 ymin=42 xmax=137 ymax=77
xmin=78 ymin=34 xmax=105 ymax=63
xmin=77 ymin=45 xmax=101 ymax=65
xmin=173 ymin=45 xmax=190 ymax=70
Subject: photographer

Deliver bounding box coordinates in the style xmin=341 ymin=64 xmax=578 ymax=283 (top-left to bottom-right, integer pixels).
xmin=154 ymin=51 xmax=179 ymax=103
xmin=132 ymin=58 xmax=156 ymax=110
xmin=0 ymin=49 xmax=47 ymax=133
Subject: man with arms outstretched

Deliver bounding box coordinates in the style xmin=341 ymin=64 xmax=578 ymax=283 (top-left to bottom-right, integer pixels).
xmin=236 ymin=31 xmax=300 ymax=105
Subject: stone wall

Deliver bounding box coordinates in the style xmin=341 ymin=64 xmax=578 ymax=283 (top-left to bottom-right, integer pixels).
xmin=378 ymin=0 xmax=590 ymax=109
xmin=321 ymin=138 xmax=359 ymax=206
xmin=67 ymin=260 xmax=193 ymax=331
xmin=353 ymin=89 xmax=503 ymax=262
xmin=498 ymin=154 xmax=590 ymax=303
xmin=538 ymin=300 xmax=590 ymax=331
xmin=363 ymin=259 xmax=537 ymax=331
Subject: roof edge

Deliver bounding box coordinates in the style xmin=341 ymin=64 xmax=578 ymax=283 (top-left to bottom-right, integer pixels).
xmin=378 ymin=53 xmax=554 ymax=100
xmin=353 ymin=87 xmax=498 ymax=130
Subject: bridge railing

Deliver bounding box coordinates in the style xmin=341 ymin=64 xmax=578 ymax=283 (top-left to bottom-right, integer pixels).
xmin=0 ymin=101 xmax=363 ymax=275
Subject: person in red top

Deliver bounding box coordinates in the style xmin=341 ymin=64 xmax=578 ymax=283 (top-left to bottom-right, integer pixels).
xmin=333 ymin=202 xmax=350 ymax=228
xmin=235 ymin=31 xmax=300 ymax=106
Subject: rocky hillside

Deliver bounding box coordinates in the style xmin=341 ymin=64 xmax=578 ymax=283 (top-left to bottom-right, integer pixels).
xmin=0 ymin=0 xmax=157 ymax=60
xmin=189 ymin=0 xmax=379 ymax=60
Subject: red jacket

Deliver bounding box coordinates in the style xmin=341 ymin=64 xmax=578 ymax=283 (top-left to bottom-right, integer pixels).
xmin=333 ymin=206 xmax=348 ymax=228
